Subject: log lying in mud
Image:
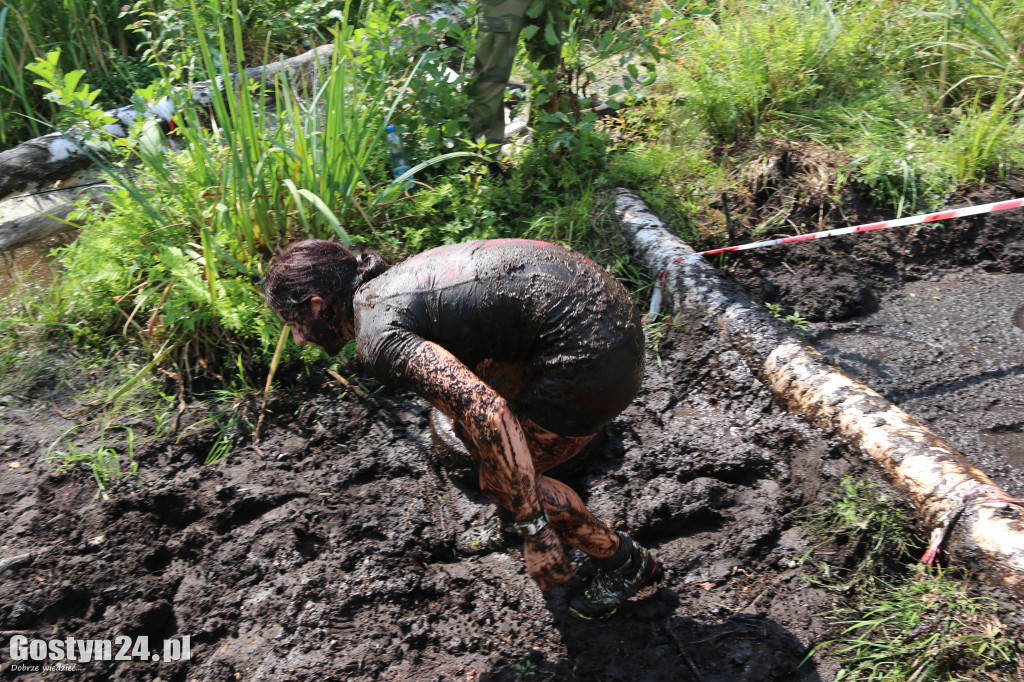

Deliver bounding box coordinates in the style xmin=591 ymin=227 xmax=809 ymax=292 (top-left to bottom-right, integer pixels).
xmin=0 ymin=184 xmax=110 ymax=252
xmin=613 ymin=187 xmax=1024 ymax=598
xmin=0 ymin=202 xmax=81 ymax=252
xmin=0 ymin=44 xmax=338 ymax=202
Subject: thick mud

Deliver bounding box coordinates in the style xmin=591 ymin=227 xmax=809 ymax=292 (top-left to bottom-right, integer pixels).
xmin=2 ymin=175 xmax=1023 ymax=680
xmin=0 ymin=300 xmax=870 ymax=681
xmin=723 ymin=180 xmax=1024 ymax=498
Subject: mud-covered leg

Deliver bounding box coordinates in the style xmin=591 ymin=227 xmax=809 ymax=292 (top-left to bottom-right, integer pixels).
xmin=518 ymin=417 xmax=596 ymax=473
xmin=476 ymin=465 xmax=619 ymax=559
xmin=456 ymin=396 xmax=618 ymax=558
xmin=537 ymin=476 xmax=619 ymax=559
xmin=466 ymin=0 xmax=531 ymax=146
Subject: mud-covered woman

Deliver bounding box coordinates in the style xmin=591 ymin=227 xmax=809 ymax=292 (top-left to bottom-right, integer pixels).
xmin=262 ymin=238 xmax=661 ymax=619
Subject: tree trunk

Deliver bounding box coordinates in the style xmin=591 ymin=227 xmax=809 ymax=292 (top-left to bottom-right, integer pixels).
xmin=0 ymin=184 xmax=110 ymax=252
xmin=614 ymin=187 xmax=1024 ymax=599
xmin=0 ymin=44 xmax=338 ymax=202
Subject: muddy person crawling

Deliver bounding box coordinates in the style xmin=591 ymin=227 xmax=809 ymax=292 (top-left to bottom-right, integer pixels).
xmin=263 ymin=238 xmax=662 ymax=619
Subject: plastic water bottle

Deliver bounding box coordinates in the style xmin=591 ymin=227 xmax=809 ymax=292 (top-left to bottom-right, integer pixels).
xmin=385 ymin=124 xmax=413 ymax=190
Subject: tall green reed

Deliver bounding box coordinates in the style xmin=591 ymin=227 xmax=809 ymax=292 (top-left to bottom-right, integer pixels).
xmin=39 ymin=0 xmax=470 ymax=379
xmin=928 ymin=0 xmax=1024 ymax=101
xmin=945 ymin=90 xmax=1022 ymax=184
xmin=0 ymin=0 xmax=148 ymax=144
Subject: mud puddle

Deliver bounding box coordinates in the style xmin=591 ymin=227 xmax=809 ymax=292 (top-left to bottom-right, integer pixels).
xmin=811 ymin=271 xmax=1024 ymax=495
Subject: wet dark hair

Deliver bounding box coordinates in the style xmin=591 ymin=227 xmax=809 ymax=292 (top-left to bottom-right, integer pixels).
xmin=262 ymin=239 xmax=387 ymax=316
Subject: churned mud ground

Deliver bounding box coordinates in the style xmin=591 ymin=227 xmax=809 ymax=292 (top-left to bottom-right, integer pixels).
xmin=722 ymin=179 xmax=1024 ymax=498
xmin=3 ymin=299 xmax=871 ymax=681
xmin=1 ymin=176 xmax=1023 ymax=681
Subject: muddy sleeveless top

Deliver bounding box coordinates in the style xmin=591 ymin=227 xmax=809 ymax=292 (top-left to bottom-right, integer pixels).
xmin=353 ymin=239 xmax=644 ymax=436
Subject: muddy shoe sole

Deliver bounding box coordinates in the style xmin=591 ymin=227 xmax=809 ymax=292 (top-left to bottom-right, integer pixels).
xmin=569 ymin=555 xmax=664 ymax=620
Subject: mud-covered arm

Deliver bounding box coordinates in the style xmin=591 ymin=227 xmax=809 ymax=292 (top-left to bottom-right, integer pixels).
xmin=403 ymin=340 xmax=574 ymax=589
xmin=404 ymin=340 xmax=542 ymax=519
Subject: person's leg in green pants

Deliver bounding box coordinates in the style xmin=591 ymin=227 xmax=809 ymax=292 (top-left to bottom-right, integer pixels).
xmin=466 ymin=0 xmax=532 ymax=148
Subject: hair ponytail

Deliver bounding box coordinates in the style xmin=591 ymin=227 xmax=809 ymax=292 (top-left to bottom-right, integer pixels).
xmin=356 ymin=250 xmax=388 ymax=285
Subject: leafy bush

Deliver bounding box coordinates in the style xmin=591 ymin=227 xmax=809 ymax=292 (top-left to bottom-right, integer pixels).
xmin=26 ymin=0 xmax=473 ymax=384
xmin=672 ymin=0 xmax=876 ymax=142
xmin=53 ymin=184 xmax=304 ymax=370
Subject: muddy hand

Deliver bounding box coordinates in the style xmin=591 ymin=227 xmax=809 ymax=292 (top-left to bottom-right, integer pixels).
xmin=523 ymin=525 xmax=576 ymax=590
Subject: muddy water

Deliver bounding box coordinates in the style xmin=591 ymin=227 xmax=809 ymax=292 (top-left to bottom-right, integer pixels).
xmin=812 ymin=270 xmax=1024 ymax=497
xmin=0 ymin=237 xmax=67 ymax=301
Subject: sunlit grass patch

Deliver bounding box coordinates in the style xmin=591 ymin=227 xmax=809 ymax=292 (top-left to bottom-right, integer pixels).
xmin=814 ymin=569 xmax=1019 ymax=681
xmin=797 ymin=476 xmax=1022 ymax=681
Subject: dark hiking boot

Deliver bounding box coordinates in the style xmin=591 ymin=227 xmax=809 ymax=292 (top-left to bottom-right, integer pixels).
xmin=569 ymin=545 xmax=662 ymax=619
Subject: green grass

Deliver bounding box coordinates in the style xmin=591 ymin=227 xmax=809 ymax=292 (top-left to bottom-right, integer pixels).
xmin=795 ymin=477 xmax=919 ymax=588
xmin=818 ymin=570 xmax=1019 ymax=681
xmin=945 ymin=90 xmax=1024 ymax=185
xmin=796 ymin=477 xmax=1021 ymax=680
xmin=666 ymin=0 xmax=875 ymax=143
xmin=40 ymin=427 xmax=140 ymax=499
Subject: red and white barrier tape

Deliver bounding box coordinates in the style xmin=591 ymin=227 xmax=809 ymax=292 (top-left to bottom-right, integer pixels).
xmin=645 ymin=197 xmax=1024 ymax=324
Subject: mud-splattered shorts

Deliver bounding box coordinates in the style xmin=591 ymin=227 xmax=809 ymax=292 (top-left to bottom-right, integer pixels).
xmin=510 ymin=329 xmax=645 ymax=438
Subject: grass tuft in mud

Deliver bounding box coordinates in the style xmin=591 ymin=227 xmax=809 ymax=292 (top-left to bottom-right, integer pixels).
xmin=40 ymin=426 xmax=141 ymax=500
xmin=798 ymin=476 xmax=1022 ymax=681
xmin=821 ymin=570 xmax=1020 ymax=681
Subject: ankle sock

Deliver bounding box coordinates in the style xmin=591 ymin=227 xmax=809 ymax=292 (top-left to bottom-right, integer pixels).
xmin=595 ymin=532 xmax=634 ymax=571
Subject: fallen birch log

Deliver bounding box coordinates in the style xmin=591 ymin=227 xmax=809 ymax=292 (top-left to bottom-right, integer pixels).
xmin=0 ymin=183 xmax=111 ymax=252
xmin=614 ymin=187 xmax=1024 ymax=598
xmin=0 ymin=1 xmax=474 ymax=203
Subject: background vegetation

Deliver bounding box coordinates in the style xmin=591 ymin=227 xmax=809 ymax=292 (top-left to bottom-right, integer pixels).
xmin=2 ymin=1 xmax=1024 ymax=675
xmin=1 ymin=0 xmax=1023 ymax=417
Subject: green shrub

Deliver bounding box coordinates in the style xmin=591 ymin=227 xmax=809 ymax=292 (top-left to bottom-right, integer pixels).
xmin=672 ymin=0 xmax=876 ymax=142
xmin=27 ymin=0 xmax=472 ymax=382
